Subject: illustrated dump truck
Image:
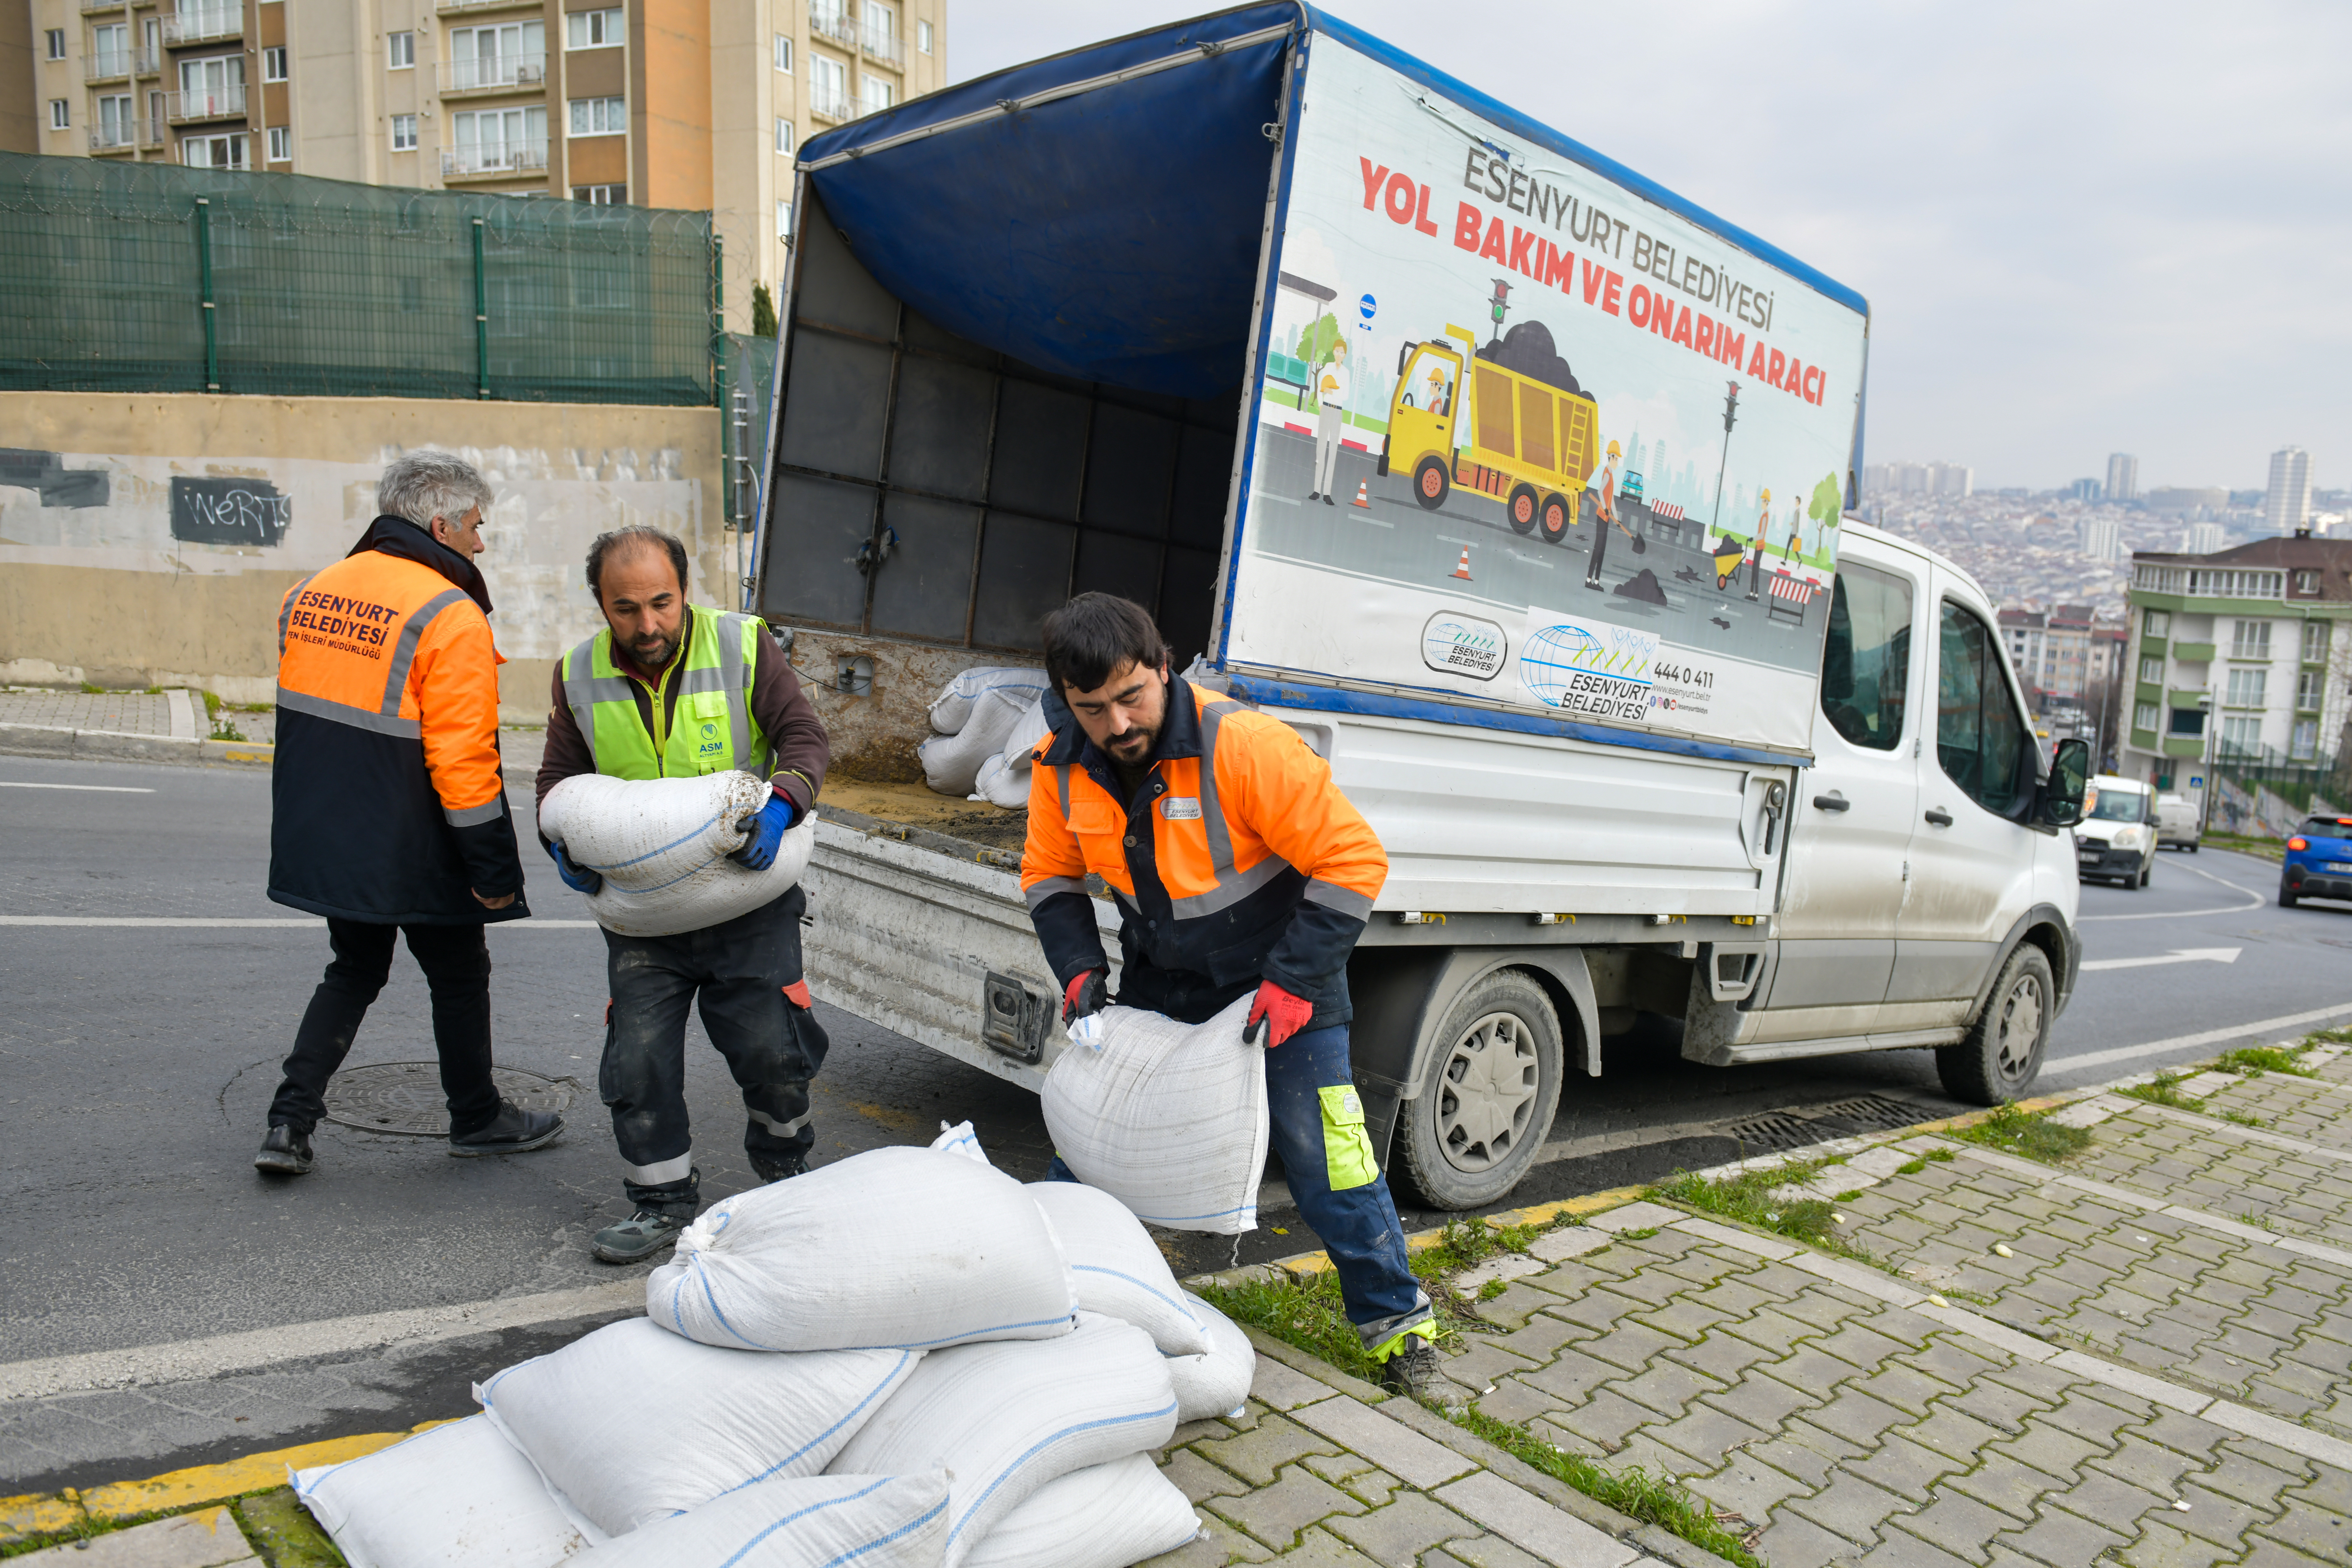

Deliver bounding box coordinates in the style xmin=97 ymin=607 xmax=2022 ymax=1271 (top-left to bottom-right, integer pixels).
xmin=1381 ymin=324 xmax=1600 ymax=541
xmin=751 ymin=3 xmax=2091 ymax=1212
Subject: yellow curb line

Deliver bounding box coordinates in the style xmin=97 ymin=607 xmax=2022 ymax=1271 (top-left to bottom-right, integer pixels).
xmin=1265 ymin=1184 xmax=1652 ymax=1280
xmin=0 ymin=1418 xmax=457 ymax=1545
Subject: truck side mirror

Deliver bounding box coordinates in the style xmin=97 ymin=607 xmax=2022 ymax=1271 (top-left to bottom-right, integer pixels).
xmin=2039 ymin=738 xmax=2089 ymax=828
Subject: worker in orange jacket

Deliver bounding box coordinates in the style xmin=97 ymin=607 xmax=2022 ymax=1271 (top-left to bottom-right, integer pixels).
xmin=1020 ymin=594 xmax=1444 ymax=1401
xmin=255 ymin=451 xmax=562 ymax=1176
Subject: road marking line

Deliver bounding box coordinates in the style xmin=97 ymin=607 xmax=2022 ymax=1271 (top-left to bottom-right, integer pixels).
xmin=0 ymin=1280 xmax=643 ymax=1403
xmin=2078 ymin=857 xmax=2265 ymax=921
xmin=2050 ymin=1002 xmax=2352 ymax=1076
xmin=0 ymin=916 xmax=601 ymax=929
xmin=0 ymin=781 xmax=156 ymax=792
xmin=2079 ymin=947 xmax=2241 ymax=972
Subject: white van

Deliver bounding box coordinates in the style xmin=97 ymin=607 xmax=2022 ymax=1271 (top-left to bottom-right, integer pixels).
xmin=2157 ymin=792 xmax=2201 ymax=852
xmin=2079 ymin=775 xmax=2158 ymax=887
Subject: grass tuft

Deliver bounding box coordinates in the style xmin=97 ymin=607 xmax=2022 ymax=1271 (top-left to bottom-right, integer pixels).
xmin=1952 ymin=1105 xmax=2092 ymax=1164
xmin=1895 ymin=1159 xmax=1928 ymax=1176
xmin=2217 ymin=1045 xmax=2314 ymax=1078
xmin=1652 ymin=1159 xmax=1845 ymax=1249
xmin=2122 ymin=1071 xmax=2205 ymax=1112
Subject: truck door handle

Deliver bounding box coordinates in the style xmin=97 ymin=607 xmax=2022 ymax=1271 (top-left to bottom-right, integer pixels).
xmin=1811 ymin=793 xmax=1849 ymax=812
xmin=1924 ymin=807 xmax=1955 ymax=827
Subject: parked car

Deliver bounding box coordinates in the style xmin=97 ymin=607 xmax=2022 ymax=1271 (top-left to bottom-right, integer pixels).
xmin=2077 ymin=775 xmax=2157 ymax=888
xmin=2156 ymin=792 xmax=2200 ymax=852
xmin=2280 ymin=816 xmax=2352 ymax=907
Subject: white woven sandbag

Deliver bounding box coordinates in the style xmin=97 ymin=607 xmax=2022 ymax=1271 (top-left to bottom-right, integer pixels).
xmin=294 ymin=1415 xmax=591 ymax=1568
xmin=1027 ymin=1182 xmax=1208 ymax=1356
xmin=477 ymin=1319 xmax=920 ymax=1537
xmin=928 ymin=1119 xmax=989 ymax=1164
xmin=999 ymin=694 xmax=1053 ymax=768
xmin=828 ymin=1314 xmax=1178 ymax=1568
xmin=1165 ymin=1292 xmax=1257 ymax=1422
xmin=648 ymin=1145 xmax=1076 ymax=1352
xmin=973 ymin=752 xmax=1032 ymax=809
xmin=927 ymin=666 xmax=1049 ymax=735
xmin=963 ymin=1453 xmax=1200 ymax=1568
xmin=920 ymin=683 xmax=1038 ymax=796
xmin=1041 ymin=995 xmax=1268 ymax=1235
xmin=537 ymin=771 xmax=815 ymax=939
xmin=567 ymin=1473 xmax=948 ymax=1568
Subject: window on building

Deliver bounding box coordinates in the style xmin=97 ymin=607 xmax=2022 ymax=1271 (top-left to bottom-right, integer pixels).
xmin=773 ymin=35 xmax=792 ymax=71
xmin=266 ymin=125 xmax=291 ymax=161
xmin=2224 ymin=667 xmax=2267 ymax=708
xmin=566 ymin=9 xmax=623 ymax=49
xmin=811 ymin=54 xmax=848 ymax=117
xmin=263 ymin=47 xmax=287 ymax=81
xmin=2303 ymin=620 xmax=2330 ymax=664
xmin=451 ymin=22 xmax=545 ymax=90
xmin=2293 ymin=569 xmax=2321 ymax=595
xmin=178 ymin=52 xmax=244 ymax=114
xmin=862 ymin=74 xmax=894 ymax=112
xmin=45 ymin=29 xmax=65 ymax=60
xmin=92 ymin=24 xmax=130 ymax=74
xmin=390 ymin=113 xmax=417 ymax=150
xmin=2220 ymin=715 xmax=2261 ymax=756
xmin=2292 ymin=719 xmax=2319 ymax=760
xmin=454 ymin=105 xmax=546 ymax=169
xmin=49 ymin=100 xmax=68 ymax=130
xmin=387 ymin=31 xmax=414 ymax=69
xmin=181 ymin=132 xmax=248 ymax=169
xmin=96 ymin=95 xmax=134 ymax=148
xmin=918 ymin=18 xmax=933 ymax=53
xmin=1937 ymin=601 xmax=2030 ymax=817
xmin=2297 ymin=668 xmax=2325 ymax=711
xmin=2144 ymin=608 xmax=2169 ymax=638
xmin=774 ymin=117 xmax=793 ymax=154
xmin=2229 ymin=620 xmax=2271 ymax=659
xmin=568 ymin=95 xmax=625 ymax=136
xmin=2134 ymin=702 xmax=2159 ymax=734
xmin=2139 ymin=656 xmax=2162 ymax=684
xmin=1818 ymin=562 xmax=1912 ymax=752
xmin=776 ymin=198 xmax=792 ymax=237
xmin=573 ymin=183 xmax=627 ymax=204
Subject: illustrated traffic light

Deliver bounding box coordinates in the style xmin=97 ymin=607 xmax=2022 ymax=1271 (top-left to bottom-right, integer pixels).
xmin=1722 ymin=381 xmax=1740 ymax=435
xmin=1489 ymin=278 xmax=1511 ymax=329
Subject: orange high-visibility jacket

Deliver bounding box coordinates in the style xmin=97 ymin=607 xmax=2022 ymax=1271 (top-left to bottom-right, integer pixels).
xmin=267 ymin=516 xmax=526 ymax=925
xmin=1020 ymin=675 xmax=1386 ymax=1026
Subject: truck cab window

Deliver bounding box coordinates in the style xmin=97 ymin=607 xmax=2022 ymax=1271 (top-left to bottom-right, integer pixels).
xmin=1936 ymin=601 xmax=2029 ymax=817
xmin=1818 ymin=561 xmax=1911 ymax=751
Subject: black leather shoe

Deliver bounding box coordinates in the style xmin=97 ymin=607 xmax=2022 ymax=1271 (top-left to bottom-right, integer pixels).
xmin=449 ymin=1100 xmax=563 ymax=1158
xmin=751 ymin=1150 xmax=811 ymax=1183
xmin=254 ymin=1124 xmax=314 ymax=1175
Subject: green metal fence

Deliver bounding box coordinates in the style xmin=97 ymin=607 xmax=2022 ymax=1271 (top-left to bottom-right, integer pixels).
xmin=0 ymin=153 xmax=716 ymax=406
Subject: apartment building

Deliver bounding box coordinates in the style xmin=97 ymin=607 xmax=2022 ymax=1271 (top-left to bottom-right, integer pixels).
xmin=12 ymin=0 xmax=945 ymax=326
xmin=1998 ymin=602 xmax=2096 ymax=701
xmin=2119 ymin=533 xmax=2352 ymax=792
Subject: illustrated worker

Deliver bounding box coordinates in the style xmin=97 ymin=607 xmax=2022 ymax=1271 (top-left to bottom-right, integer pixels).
xmin=1745 ymin=487 xmax=1772 ymax=602
xmin=1020 ymin=593 xmax=1447 ymax=1400
xmin=1583 ymin=438 xmax=1625 ymax=590
xmin=256 ymin=450 xmax=561 ymax=1176
xmin=536 ymin=525 xmax=832 ymax=1265
xmin=1306 ymin=335 xmax=1350 ymax=506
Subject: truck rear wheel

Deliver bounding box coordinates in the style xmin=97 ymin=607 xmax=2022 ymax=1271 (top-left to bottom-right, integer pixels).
xmin=1508 ymin=484 xmax=1539 ymax=534
xmin=1397 ymin=971 xmax=1563 ymax=1209
xmin=1539 ymin=493 xmax=1570 ymax=543
xmin=1935 ymin=943 xmax=2052 ymax=1105
xmin=1414 ymin=456 xmax=1450 ymax=511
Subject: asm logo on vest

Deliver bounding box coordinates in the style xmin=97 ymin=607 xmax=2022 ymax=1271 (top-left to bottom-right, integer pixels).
xmin=697 ymin=720 xmax=725 ymax=756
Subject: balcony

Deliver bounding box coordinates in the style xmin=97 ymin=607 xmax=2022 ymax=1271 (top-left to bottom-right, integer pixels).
xmin=81 ymin=0 xmax=142 ymax=12
xmin=161 ymin=8 xmax=241 ymax=45
xmin=808 ymin=86 xmax=861 ymax=124
xmin=809 ymin=3 xmax=856 ymax=48
xmin=84 ymin=49 xmax=149 ymax=82
xmin=166 ymin=84 xmax=246 ymax=122
xmin=439 ymin=54 xmax=547 ymax=96
xmin=861 ymin=28 xmax=904 ymax=66
xmin=88 ymin=123 xmax=140 ymax=152
xmin=442 ymin=139 xmax=548 ymax=179
xmin=438 ymin=0 xmax=543 ymax=11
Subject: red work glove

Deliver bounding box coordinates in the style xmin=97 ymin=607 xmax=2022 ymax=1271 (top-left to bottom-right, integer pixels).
xmin=1245 ymin=979 xmax=1313 ymax=1048
xmin=1063 ymin=969 xmax=1110 ymax=1026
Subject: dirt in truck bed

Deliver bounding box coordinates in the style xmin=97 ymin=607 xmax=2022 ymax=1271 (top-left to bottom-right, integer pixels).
xmin=819 ymin=779 xmax=1032 ymax=857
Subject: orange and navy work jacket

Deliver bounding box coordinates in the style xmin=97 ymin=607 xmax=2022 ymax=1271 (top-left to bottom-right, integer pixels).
xmin=267 ymin=516 xmax=526 ymax=925
xmin=1020 ymin=675 xmax=1387 ymax=1028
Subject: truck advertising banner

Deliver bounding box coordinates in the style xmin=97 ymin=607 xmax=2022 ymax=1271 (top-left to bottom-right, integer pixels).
xmin=1223 ymin=33 xmax=1870 ymax=756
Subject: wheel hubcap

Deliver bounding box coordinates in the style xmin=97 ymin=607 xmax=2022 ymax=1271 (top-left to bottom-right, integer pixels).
xmin=1993 ymin=973 xmax=2045 ymax=1083
xmin=1435 ymin=1011 xmax=1540 ymax=1172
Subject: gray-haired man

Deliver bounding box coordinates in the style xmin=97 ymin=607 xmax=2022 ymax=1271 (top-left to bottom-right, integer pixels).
xmin=255 ymin=450 xmax=561 ymax=1176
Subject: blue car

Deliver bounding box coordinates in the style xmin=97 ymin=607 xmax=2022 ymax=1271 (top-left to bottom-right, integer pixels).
xmin=2281 ymin=815 xmax=2352 ymax=907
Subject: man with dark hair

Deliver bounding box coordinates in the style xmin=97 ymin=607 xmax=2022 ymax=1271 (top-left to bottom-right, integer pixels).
xmin=1020 ymin=593 xmax=1446 ymax=1399
xmin=536 ymin=525 xmax=833 ymax=1263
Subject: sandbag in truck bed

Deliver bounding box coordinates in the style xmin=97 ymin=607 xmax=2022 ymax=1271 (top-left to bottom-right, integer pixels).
xmin=537 ymin=771 xmax=815 ymax=938
xmin=648 ymin=1144 xmax=1077 ymax=1352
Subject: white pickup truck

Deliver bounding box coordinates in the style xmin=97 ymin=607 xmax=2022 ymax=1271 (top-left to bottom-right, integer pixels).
xmin=753 ymin=5 xmax=2092 ymax=1209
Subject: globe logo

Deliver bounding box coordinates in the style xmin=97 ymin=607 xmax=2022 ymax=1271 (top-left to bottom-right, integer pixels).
xmin=1518 ymin=622 xmax=1609 ymax=708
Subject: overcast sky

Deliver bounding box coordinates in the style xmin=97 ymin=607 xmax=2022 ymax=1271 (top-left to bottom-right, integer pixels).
xmin=944 ymin=1 xmax=2351 ymax=495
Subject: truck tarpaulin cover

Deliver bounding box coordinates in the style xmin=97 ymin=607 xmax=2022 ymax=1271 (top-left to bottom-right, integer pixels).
xmin=796 ymin=3 xmax=1299 ymax=398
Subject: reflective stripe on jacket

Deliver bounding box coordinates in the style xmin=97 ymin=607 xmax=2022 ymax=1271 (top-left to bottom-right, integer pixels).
xmin=558 ymin=605 xmax=772 ymax=780
xmin=268 ymin=516 xmax=525 ymax=925
xmin=1019 ymin=675 xmax=1386 ymax=1026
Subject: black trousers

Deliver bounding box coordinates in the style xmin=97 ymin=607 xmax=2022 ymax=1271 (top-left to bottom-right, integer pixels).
xmin=269 ymin=918 xmax=501 ymax=1138
xmin=600 ymin=886 xmax=827 ymax=1209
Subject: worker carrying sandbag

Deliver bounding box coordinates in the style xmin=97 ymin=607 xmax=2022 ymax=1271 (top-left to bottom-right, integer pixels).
xmin=1018 ymin=593 xmax=1447 ymax=1401
xmin=535 ymin=525 xmax=832 ymax=1265
xmin=256 ymin=451 xmax=561 ymax=1178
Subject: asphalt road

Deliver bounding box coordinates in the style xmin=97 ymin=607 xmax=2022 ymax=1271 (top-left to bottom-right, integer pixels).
xmin=2 ymin=752 xmax=2345 ymax=1492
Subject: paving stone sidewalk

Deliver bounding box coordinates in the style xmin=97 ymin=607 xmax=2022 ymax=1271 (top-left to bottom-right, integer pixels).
xmin=0 ymin=688 xmax=195 ymax=738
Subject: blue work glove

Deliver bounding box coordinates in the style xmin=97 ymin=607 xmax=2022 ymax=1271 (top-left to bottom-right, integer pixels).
xmin=543 ymin=837 xmax=604 ymax=896
xmin=732 ymin=792 xmax=800 ymax=870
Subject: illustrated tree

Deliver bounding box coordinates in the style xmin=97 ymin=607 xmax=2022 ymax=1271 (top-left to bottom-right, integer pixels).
xmin=1807 ymin=473 xmax=1843 ymax=561
xmin=1295 ymin=312 xmax=1342 ymax=368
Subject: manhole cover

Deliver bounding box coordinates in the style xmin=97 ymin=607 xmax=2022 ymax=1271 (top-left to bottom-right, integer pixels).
xmin=322 ymin=1062 xmax=577 ymax=1136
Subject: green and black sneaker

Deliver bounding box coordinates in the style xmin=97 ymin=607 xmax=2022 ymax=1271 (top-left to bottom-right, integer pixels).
xmin=593 ymin=1206 xmax=690 ymax=1265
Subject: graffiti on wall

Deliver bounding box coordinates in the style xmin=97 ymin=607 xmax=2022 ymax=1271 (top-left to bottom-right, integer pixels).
xmin=169 ymin=476 xmax=291 ymax=547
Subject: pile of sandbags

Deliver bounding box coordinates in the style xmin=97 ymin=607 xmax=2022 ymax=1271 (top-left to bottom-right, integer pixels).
xmin=293 ymin=1138 xmax=1253 ymax=1568
xmin=538 ymin=770 xmax=816 ymax=938
xmin=918 ymin=667 xmax=1050 ymax=800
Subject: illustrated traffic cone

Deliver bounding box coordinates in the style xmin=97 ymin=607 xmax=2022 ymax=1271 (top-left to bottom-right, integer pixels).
xmin=1351 ymin=478 xmax=1372 ymax=509
xmin=1451 ymin=547 xmax=1472 ymax=580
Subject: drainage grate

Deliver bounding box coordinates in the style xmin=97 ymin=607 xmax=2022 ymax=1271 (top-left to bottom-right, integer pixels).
xmin=1802 ymin=1095 xmax=1941 ymax=1136
xmin=322 ymin=1062 xmax=577 ymax=1136
xmin=1715 ymin=1113 xmax=1824 ymax=1153
xmin=1717 ymin=1095 xmax=1936 ymax=1154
